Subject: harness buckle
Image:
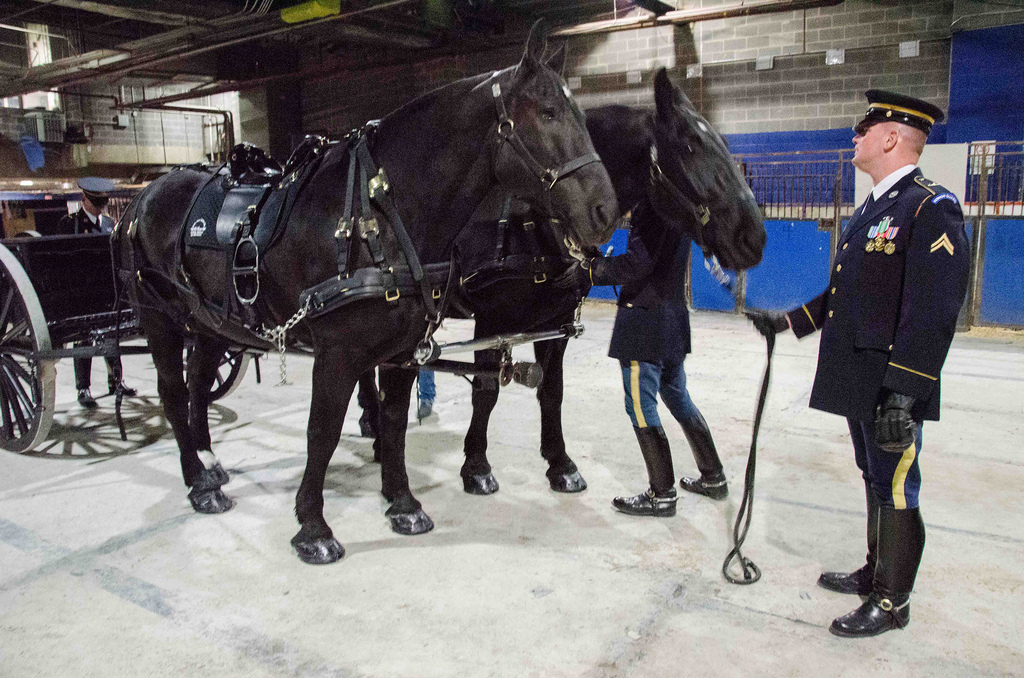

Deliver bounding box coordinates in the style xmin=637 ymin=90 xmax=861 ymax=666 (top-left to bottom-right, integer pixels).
xmin=533 ymin=272 xmax=547 ymax=284
xmin=336 ymin=217 xmax=353 ymax=239
xmin=385 ymin=288 xmax=400 ymax=302
xmin=497 ymin=118 xmax=514 ymax=137
xmin=543 ymin=168 xmax=559 ymax=190
xmin=432 ymin=287 xmax=442 ymax=300
xmin=368 ymin=168 xmax=389 ymax=200
xmin=359 ymin=218 xmax=379 ymax=239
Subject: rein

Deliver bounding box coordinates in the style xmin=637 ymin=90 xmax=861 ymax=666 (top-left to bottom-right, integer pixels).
xmin=722 ymin=327 xmax=773 ymax=585
xmin=648 ymin=144 xmax=712 ymax=254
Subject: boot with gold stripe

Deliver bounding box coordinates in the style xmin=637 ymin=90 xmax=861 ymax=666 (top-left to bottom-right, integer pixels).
xmin=829 ymin=506 xmax=925 ymax=637
xmin=612 ymin=426 xmax=678 ymax=517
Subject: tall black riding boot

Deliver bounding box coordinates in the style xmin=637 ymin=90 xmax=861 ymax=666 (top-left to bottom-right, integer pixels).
xmin=819 ymin=483 xmax=879 ymax=595
xmin=677 ymin=410 xmax=728 ymax=500
xmin=612 ymin=426 xmax=677 ymax=517
xmin=830 ymin=506 xmax=925 ymax=638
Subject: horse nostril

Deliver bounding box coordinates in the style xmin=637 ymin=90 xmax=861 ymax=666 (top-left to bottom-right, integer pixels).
xmin=592 ymin=202 xmax=610 ymax=228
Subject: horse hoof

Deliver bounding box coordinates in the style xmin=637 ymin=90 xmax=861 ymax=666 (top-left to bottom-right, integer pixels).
xmin=209 ymin=463 xmax=230 ymax=486
xmin=292 ymin=536 xmax=345 ymax=565
xmin=463 ymin=473 xmax=499 ymax=495
xmin=188 ymin=487 xmax=234 ymax=514
xmin=549 ymin=470 xmax=588 ymax=493
xmin=387 ymin=508 xmax=434 ymax=535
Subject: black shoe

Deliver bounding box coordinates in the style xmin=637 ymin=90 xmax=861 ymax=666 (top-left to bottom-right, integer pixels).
xmin=818 ymin=564 xmax=873 ymax=595
xmin=417 ymin=398 xmax=433 ymax=420
xmin=109 ymin=381 xmax=137 ymax=397
xmin=829 ymin=592 xmax=909 ymax=637
xmin=679 ymin=472 xmax=728 ymax=500
xmin=77 ymin=388 xmax=97 ymax=409
xmin=612 ymin=488 xmax=677 ymax=517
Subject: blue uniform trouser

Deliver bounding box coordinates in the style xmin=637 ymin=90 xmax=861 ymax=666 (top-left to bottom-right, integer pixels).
xmin=418 ymin=369 xmax=435 ymax=401
xmin=619 ymin=359 xmax=701 ymax=429
xmin=848 ymin=418 xmax=924 ymax=509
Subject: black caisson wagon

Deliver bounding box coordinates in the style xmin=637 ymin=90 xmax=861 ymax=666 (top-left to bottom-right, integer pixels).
xmin=0 ymin=232 xmax=251 ymax=452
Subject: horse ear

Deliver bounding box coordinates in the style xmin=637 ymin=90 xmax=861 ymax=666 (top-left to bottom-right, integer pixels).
xmin=523 ymin=19 xmax=548 ymax=67
xmin=545 ymin=42 xmax=568 ymax=76
xmin=654 ymin=67 xmax=681 ymax=119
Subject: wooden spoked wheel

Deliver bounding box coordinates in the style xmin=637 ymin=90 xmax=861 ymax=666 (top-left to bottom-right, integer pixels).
xmin=184 ymin=345 xmax=251 ymax=402
xmin=0 ymin=243 xmax=56 ymax=452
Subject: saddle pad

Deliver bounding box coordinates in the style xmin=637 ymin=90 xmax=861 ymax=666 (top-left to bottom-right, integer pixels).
xmin=183 ymin=174 xmax=229 ymax=250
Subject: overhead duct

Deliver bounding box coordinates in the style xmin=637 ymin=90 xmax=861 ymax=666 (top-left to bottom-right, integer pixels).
xmin=553 ymin=0 xmax=845 ymax=37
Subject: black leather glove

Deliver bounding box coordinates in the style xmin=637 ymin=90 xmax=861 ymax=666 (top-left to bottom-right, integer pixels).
xmin=553 ymin=259 xmax=592 ymax=296
xmin=875 ymin=392 xmax=917 ymax=453
xmin=744 ymin=310 xmax=788 ymax=340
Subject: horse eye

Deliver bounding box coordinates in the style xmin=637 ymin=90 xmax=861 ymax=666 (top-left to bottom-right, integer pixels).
xmin=541 ymin=108 xmax=558 ymax=122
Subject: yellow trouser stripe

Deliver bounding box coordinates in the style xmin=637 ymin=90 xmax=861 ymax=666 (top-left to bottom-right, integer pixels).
xmin=630 ymin=361 xmax=647 ymax=428
xmin=891 ymin=443 xmax=917 ymax=510
xmin=801 ymin=304 xmax=816 ymax=330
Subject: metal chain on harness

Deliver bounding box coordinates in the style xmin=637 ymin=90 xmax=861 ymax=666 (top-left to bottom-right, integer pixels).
xmin=259 ymin=298 xmax=310 ymax=385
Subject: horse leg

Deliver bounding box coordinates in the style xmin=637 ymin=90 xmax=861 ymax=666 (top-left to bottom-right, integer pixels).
xmin=185 ymin=334 xmax=232 ymax=489
xmin=291 ymin=347 xmax=350 ymax=564
xmin=536 ymin=338 xmax=587 ymax=493
xmin=377 ymin=365 xmax=434 ymax=535
xmin=139 ymin=309 xmax=233 ymax=513
xmin=461 ymin=347 xmax=502 ymax=494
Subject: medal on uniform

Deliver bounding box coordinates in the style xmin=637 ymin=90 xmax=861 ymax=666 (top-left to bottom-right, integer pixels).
xmin=884 ymin=242 xmax=895 ymax=255
xmin=874 ymin=236 xmax=886 ymax=249
xmin=865 ymin=240 xmax=875 ymax=252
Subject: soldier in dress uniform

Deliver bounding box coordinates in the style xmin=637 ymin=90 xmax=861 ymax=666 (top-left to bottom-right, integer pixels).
xmin=748 ymin=90 xmax=970 ymax=637
xmin=556 ymin=207 xmax=729 ymax=518
xmin=58 ymin=177 xmax=137 ymax=408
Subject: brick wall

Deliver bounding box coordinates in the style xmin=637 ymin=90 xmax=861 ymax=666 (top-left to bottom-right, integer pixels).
xmin=302 ymin=0 xmax=1018 ymax=141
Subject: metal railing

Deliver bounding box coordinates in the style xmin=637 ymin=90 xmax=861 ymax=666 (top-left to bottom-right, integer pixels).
xmin=966 ymin=142 xmax=1024 ymax=217
xmin=734 ymin=149 xmax=855 ymax=223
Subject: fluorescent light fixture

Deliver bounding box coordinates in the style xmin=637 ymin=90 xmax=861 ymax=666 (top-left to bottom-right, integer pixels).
xmin=626 ymin=70 xmax=642 ymax=84
xmin=755 ymin=55 xmax=774 ymax=71
xmin=686 ymin=63 xmax=702 ymax=78
xmin=19 ymin=180 xmax=33 ymax=186
xmin=567 ymin=76 xmax=582 ymax=90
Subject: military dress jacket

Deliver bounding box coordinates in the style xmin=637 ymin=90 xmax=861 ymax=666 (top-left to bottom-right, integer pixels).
xmin=590 ymin=205 xmax=693 ymax=363
xmin=57 ymin=208 xmax=113 ymax=235
xmin=785 ymin=169 xmax=969 ymax=422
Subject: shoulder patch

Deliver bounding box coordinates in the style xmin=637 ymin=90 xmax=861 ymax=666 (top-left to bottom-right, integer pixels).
xmin=931 ymin=192 xmax=958 ymax=205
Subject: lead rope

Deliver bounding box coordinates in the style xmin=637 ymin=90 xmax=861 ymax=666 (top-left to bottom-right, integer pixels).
xmin=259 ymin=298 xmax=310 ymax=385
xmin=722 ymin=324 xmax=774 ymax=585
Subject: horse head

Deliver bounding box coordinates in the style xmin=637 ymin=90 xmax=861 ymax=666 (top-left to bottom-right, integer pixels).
xmin=490 ymin=21 xmax=619 ymax=248
xmin=648 ymin=68 xmax=765 ymax=270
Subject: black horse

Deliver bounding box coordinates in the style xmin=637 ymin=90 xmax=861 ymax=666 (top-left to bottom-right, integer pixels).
xmin=372 ymin=68 xmax=766 ymax=533
xmin=116 ymin=23 xmax=619 ymax=565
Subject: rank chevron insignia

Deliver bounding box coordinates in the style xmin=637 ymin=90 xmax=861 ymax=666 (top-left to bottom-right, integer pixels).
xmin=930 ymin=232 xmax=955 ymax=255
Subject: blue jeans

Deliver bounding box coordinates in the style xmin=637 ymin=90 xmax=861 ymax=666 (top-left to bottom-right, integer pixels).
xmin=848 ymin=418 xmax=924 ymax=509
xmin=619 ymin=359 xmax=701 ymax=429
xmin=418 ymin=369 xmax=435 ymax=401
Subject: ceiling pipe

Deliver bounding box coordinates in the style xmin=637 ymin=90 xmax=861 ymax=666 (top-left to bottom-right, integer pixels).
xmin=0 ymin=0 xmax=420 ymax=98
xmin=553 ymin=0 xmax=845 ymax=37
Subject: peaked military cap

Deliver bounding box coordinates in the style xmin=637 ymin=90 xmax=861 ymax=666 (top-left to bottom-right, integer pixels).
xmin=854 ymin=90 xmax=945 ymax=136
xmin=78 ymin=176 xmax=114 ymax=200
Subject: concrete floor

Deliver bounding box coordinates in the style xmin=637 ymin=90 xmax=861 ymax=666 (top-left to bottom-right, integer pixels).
xmin=1 ymin=302 xmax=1022 ymax=677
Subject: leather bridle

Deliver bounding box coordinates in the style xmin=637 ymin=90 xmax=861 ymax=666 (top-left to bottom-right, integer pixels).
xmin=490 ymin=78 xmax=604 ymax=194
xmin=648 ymin=142 xmax=712 ymax=255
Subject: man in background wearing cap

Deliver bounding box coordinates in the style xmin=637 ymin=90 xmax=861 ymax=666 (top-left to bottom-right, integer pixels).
xmin=58 ymin=177 xmax=136 ymax=408
xmin=747 ymin=91 xmax=970 ymax=637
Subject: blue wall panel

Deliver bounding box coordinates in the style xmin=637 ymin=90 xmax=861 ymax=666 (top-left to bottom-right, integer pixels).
xmin=948 ymin=24 xmax=1024 ymax=143
xmin=980 ymin=219 xmax=1024 ymax=326
xmin=589 ymin=228 xmax=628 ymax=300
xmin=745 ymin=220 xmax=832 ymax=311
xmin=690 ymin=242 xmax=737 ymax=311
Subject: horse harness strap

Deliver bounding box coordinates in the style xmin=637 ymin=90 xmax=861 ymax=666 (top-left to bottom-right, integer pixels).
xmin=299 ymin=128 xmax=443 ymax=323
